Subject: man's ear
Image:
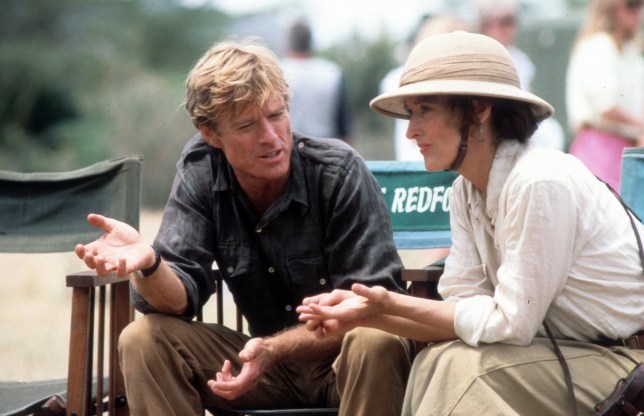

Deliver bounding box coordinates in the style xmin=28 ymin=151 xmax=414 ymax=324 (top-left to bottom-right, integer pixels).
xmin=199 ymin=125 xmax=222 ymax=149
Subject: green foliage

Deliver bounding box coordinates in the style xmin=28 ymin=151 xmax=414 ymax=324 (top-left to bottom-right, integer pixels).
xmin=0 ymin=0 xmax=230 ymax=207
xmin=322 ymin=31 xmax=399 ymax=159
xmin=0 ymin=42 xmax=83 ymax=168
xmin=0 ymin=0 xmax=402 ymax=206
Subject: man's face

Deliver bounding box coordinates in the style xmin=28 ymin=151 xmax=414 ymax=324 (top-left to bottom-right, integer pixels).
xmin=482 ymin=14 xmax=517 ymax=48
xmin=203 ymin=96 xmax=293 ymax=190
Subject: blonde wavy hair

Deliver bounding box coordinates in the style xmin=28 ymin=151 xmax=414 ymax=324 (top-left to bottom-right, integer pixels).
xmin=184 ymin=37 xmax=290 ymax=130
xmin=574 ymin=0 xmax=641 ymax=49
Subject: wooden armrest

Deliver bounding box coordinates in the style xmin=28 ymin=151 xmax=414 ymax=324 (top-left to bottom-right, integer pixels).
xmin=66 ymin=270 xmax=132 ymax=288
xmin=401 ymin=265 xmax=443 ymax=283
xmin=402 ymin=265 xmax=444 ymax=301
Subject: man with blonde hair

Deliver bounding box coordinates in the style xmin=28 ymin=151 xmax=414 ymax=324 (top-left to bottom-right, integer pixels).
xmin=75 ymin=38 xmax=411 ymax=415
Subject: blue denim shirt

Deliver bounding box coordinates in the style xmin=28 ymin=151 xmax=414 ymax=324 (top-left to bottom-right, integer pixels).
xmin=135 ymin=132 xmax=404 ymax=337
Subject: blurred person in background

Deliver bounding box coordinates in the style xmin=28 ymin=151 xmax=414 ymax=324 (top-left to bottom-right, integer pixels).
xmin=75 ymin=38 xmax=411 ymax=416
xmin=475 ymin=0 xmax=534 ymax=90
xmin=476 ymin=0 xmax=565 ymax=152
xmin=566 ymin=0 xmax=644 ymax=192
xmin=380 ymin=14 xmax=467 ymax=161
xmin=281 ymin=19 xmax=352 ymax=143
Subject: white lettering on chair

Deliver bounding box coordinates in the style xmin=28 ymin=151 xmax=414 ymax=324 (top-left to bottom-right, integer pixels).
xmin=390 ymin=186 xmax=452 ymax=214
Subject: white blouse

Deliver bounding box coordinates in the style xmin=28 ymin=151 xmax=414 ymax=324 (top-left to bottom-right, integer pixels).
xmin=566 ymin=32 xmax=644 ymax=133
xmin=439 ymin=141 xmax=644 ymax=346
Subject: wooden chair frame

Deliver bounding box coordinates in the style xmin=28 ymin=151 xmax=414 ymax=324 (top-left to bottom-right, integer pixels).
xmin=65 ymin=272 xmax=133 ymax=416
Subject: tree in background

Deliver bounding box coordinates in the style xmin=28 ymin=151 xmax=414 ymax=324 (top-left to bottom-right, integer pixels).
xmin=0 ymin=0 xmax=400 ymax=208
xmin=0 ymin=0 xmax=231 ymax=207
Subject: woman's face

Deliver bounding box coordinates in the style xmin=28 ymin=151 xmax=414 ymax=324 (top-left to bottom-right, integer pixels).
xmin=404 ymin=95 xmax=464 ymax=172
xmin=615 ymin=0 xmax=642 ymax=40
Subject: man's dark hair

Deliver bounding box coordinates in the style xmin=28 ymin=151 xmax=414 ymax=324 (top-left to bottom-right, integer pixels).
xmin=288 ymin=20 xmax=312 ymax=54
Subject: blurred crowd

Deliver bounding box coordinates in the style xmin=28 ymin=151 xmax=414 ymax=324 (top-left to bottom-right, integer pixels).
xmin=284 ymin=0 xmax=643 ymax=192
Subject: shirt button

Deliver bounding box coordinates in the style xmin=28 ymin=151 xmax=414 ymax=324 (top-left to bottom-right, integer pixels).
xmin=227 ymin=266 xmax=234 ymax=273
xmin=285 ymin=305 xmax=292 ymax=312
xmin=268 ymin=266 xmax=275 ymax=273
xmin=298 ymin=142 xmax=304 ymax=149
xmin=319 ymin=278 xmax=327 ymax=285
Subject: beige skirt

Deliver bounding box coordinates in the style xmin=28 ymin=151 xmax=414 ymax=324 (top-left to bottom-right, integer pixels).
xmin=403 ymin=337 xmax=644 ymax=416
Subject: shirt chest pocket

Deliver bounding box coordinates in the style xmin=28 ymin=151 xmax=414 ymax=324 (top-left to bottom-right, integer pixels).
xmin=218 ymin=243 xmax=259 ymax=279
xmin=286 ymin=255 xmax=330 ymax=290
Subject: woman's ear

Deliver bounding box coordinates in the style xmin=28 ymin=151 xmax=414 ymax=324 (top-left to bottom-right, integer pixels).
xmin=473 ymin=100 xmax=493 ymax=126
xmin=199 ymin=125 xmax=222 ymax=149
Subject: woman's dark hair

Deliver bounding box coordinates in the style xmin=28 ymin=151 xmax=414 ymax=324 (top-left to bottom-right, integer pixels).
xmin=446 ymin=95 xmax=539 ymax=143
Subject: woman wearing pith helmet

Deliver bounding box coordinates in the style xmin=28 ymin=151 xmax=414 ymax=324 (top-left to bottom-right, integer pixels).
xmin=298 ymin=31 xmax=644 ymax=414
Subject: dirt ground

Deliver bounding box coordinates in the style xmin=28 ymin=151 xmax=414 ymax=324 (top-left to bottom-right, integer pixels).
xmin=0 ymin=210 xmax=440 ymax=383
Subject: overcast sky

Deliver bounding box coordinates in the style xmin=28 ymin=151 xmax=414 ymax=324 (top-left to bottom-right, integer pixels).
xmin=182 ymin=0 xmax=571 ymax=52
xmin=188 ymin=0 xmax=444 ymax=47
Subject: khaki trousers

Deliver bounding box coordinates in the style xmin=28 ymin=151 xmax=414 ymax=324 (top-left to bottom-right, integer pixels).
xmin=403 ymin=338 xmax=644 ymax=416
xmin=118 ymin=313 xmax=412 ymax=416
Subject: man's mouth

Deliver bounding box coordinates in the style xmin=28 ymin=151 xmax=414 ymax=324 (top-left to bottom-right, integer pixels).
xmin=261 ymin=150 xmax=280 ymax=159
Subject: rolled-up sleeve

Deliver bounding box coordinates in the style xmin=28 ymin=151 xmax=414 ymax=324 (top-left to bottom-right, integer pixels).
xmin=133 ymin=160 xmax=217 ymax=319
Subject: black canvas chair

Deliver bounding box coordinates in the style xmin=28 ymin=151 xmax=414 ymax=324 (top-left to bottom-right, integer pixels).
xmin=0 ymin=156 xmax=142 ymax=416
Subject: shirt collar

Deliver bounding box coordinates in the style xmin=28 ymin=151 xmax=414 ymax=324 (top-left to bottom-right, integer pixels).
xmin=210 ymin=135 xmax=309 ymax=216
xmin=485 ymin=140 xmax=526 ymax=224
xmin=211 ymin=148 xmax=233 ymax=193
xmin=276 ymin=139 xmax=309 ymax=215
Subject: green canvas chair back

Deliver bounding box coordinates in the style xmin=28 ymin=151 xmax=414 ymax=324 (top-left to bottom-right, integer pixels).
xmin=366 ymin=161 xmax=458 ymax=249
xmin=621 ymin=147 xmax=644 ymax=219
xmin=0 ymin=156 xmax=142 ymax=253
xmin=0 ymin=155 xmax=142 ymax=416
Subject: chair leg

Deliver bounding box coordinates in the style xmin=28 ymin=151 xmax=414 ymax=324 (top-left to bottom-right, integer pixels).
xmin=67 ymin=286 xmax=95 ymax=416
xmin=67 ymin=281 xmax=131 ymax=416
xmin=97 ymin=287 xmax=106 ymax=416
xmin=109 ymin=281 xmax=131 ymax=415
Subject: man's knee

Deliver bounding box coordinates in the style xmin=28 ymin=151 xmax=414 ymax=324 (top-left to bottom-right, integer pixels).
xmin=118 ymin=313 xmax=183 ymax=358
xmin=334 ymin=329 xmax=411 ymax=415
xmin=345 ymin=328 xmax=411 ymax=355
xmin=341 ymin=327 xmax=412 ymax=370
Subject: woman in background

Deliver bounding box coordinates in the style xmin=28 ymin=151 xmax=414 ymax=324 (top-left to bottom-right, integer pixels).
xmin=566 ymin=0 xmax=644 ymax=192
